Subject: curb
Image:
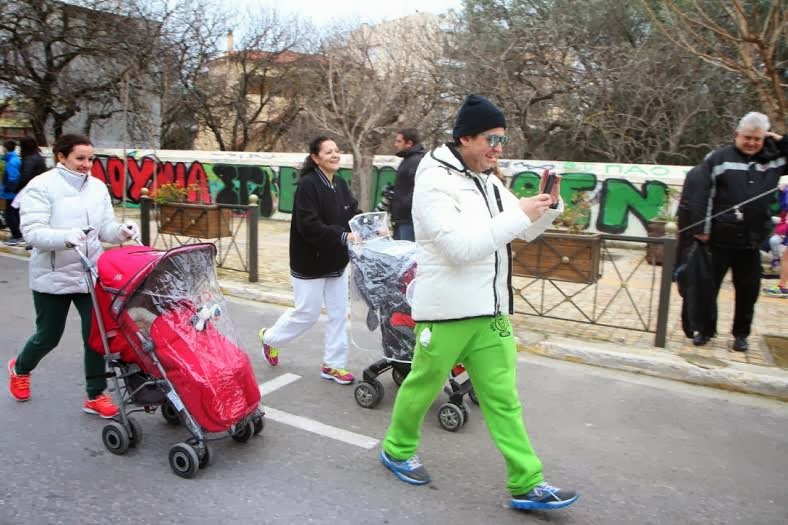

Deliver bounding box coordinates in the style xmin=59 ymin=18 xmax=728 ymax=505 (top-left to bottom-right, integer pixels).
xmin=519 ymin=337 xmax=788 ymax=402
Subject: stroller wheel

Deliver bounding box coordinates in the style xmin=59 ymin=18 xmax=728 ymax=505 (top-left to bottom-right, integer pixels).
xmin=252 ymin=413 xmax=265 ymax=436
xmin=186 ymin=438 xmax=211 ymax=468
xmin=437 ymin=402 xmax=464 ymax=432
xmin=127 ymin=416 xmax=143 ymax=447
xmin=469 ymin=387 xmax=479 ymax=406
xmin=460 ymin=402 xmax=470 ymax=426
xmin=161 ymin=401 xmax=181 ymax=425
xmin=231 ymin=422 xmax=254 ymax=443
xmin=102 ymin=422 xmax=131 ymax=455
xmin=169 ymin=443 xmax=200 ymax=479
xmin=354 ymin=381 xmax=383 ymax=409
xmin=392 ymin=367 xmax=408 ymax=386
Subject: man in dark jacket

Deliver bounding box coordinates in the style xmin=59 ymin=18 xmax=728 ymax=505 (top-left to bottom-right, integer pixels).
xmin=390 ymin=128 xmax=426 ymax=241
xmin=681 ymin=111 xmax=787 ymax=351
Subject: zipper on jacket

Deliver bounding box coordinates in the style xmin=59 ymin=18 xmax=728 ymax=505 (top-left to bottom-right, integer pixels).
xmin=50 ymin=251 xmax=56 ymax=271
xmin=85 ymin=210 xmax=90 ymax=259
xmin=471 ymin=175 xmax=501 ymax=315
xmin=492 ymin=184 xmax=514 ymax=314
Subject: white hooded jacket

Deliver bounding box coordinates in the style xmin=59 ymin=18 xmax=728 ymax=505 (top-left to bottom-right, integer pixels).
xmin=20 ymin=166 xmax=124 ymax=294
xmin=410 ymin=144 xmax=561 ymax=321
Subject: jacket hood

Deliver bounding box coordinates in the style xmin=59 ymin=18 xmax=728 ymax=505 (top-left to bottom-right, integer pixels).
xmin=396 ymin=143 xmax=426 ymax=159
xmin=416 ymin=143 xmax=471 ymax=178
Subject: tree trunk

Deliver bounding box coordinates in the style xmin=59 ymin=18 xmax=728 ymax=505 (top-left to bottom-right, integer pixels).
xmin=30 ymin=102 xmax=49 ymax=146
xmin=351 ymin=149 xmax=373 ymax=212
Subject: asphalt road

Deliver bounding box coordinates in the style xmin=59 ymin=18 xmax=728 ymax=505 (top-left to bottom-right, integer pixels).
xmin=0 ymin=253 xmax=785 ymax=525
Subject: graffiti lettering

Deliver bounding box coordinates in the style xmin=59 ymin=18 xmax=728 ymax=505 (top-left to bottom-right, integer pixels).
xmin=91 ymin=156 xmax=210 ymax=203
xmin=86 ymin=152 xmax=695 ymax=235
xmin=597 ymin=179 xmax=668 ymax=234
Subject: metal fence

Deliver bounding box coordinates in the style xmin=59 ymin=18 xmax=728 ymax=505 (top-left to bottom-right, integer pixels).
xmin=511 ymin=232 xmax=677 ymax=347
xmin=139 ymin=190 xmax=259 ymax=282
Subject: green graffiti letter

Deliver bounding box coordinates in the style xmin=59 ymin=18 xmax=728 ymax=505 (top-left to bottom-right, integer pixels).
xmin=599 ymin=179 xmax=668 ymax=233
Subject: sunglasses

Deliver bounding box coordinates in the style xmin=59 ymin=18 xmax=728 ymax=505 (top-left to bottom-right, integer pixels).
xmin=482 ymin=133 xmax=508 ymax=147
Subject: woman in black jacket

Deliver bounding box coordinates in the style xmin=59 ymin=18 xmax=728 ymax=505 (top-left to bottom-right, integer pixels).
xmin=258 ymin=136 xmax=362 ymax=384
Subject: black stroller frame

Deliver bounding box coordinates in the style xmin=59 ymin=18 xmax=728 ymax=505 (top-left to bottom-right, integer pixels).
xmin=348 ymin=220 xmax=477 ymax=432
xmin=75 ymin=243 xmax=264 ymax=478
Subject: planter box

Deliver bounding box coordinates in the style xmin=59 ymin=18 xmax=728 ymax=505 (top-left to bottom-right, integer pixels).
xmin=511 ymin=231 xmax=602 ymax=284
xmin=157 ymin=203 xmax=232 ymax=238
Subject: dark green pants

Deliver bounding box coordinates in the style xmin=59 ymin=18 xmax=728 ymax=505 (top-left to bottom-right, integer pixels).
xmin=15 ymin=291 xmax=107 ymax=398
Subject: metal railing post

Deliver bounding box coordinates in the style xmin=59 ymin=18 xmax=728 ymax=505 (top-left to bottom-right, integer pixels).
xmin=247 ymin=194 xmax=259 ymax=282
xmin=140 ymin=188 xmax=151 ymax=247
xmin=654 ymin=225 xmax=677 ymax=347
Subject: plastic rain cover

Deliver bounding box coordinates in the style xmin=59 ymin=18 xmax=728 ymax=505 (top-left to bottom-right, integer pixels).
xmin=349 ymin=212 xmax=418 ymax=363
xmin=104 ymin=244 xmax=260 ymax=433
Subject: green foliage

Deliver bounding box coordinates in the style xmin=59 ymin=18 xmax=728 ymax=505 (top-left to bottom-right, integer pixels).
xmin=554 ymin=191 xmax=593 ymax=234
xmin=154 ymin=183 xmax=199 ymax=204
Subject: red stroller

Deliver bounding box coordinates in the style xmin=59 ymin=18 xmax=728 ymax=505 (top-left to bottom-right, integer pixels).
xmin=83 ymin=243 xmax=263 ymax=478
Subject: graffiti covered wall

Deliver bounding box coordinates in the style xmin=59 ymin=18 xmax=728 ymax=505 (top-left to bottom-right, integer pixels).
xmin=85 ymin=149 xmax=694 ymax=236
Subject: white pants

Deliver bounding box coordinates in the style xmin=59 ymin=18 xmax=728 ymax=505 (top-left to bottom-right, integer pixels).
xmin=263 ymin=272 xmax=349 ymax=369
xmin=769 ymin=234 xmax=785 ymax=258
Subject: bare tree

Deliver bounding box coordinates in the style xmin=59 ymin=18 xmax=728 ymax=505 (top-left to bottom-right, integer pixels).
xmin=189 ymin=11 xmax=317 ymax=152
xmin=0 ymin=0 xmax=169 ymax=145
xmin=306 ymin=16 xmax=447 ymax=209
xmin=156 ymin=0 xmax=227 ymax=149
xmin=641 ymin=0 xmax=787 ymax=130
xmin=446 ymin=0 xmax=755 ymax=164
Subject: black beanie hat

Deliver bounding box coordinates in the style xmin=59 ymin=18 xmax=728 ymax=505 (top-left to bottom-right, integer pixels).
xmin=452 ymin=94 xmax=506 ymax=139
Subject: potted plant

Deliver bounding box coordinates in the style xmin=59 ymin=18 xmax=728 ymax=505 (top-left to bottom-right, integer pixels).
xmin=645 ymin=187 xmax=679 ymax=266
xmin=511 ymin=191 xmax=602 ymax=284
xmin=155 ymin=183 xmax=231 ymax=238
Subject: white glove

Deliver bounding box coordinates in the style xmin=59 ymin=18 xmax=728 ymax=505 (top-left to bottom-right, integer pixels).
xmin=64 ymin=228 xmax=87 ymax=248
xmin=118 ymin=223 xmax=139 ymax=242
xmin=779 ymin=175 xmax=788 ymax=190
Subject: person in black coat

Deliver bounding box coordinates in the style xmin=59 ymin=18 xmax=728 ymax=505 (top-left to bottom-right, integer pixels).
xmin=680 ymin=111 xmax=788 ymax=351
xmin=257 ymin=136 xmax=362 ymax=384
xmin=390 ymin=128 xmax=426 ymax=241
xmin=17 ymin=137 xmax=48 ymax=194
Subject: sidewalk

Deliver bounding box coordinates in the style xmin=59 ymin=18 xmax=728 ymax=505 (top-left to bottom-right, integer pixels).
xmin=2 ymin=216 xmax=787 ymax=401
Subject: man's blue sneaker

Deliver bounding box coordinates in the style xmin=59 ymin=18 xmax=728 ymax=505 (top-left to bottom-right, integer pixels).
xmin=511 ymin=482 xmax=579 ymax=510
xmin=379 ymin=449 xmax=431 ymax=485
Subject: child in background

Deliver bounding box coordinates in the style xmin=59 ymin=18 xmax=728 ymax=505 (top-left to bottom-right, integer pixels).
xmin=764 ymin=184 xmax=788 ymax=297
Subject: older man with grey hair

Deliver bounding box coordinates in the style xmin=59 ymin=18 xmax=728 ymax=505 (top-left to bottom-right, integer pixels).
xmin=679 ymin=111 xmax=788 ymax=351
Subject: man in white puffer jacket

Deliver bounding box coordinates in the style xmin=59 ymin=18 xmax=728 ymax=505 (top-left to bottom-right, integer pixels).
xmin=379 ymin=95 xmax=579 ymax=512
xmin=7 ymin=134 xmax=138 ymax=418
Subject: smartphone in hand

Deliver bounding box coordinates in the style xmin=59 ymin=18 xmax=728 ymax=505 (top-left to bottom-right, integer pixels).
xmin=542 ymin=172 xmax=559 ymax=209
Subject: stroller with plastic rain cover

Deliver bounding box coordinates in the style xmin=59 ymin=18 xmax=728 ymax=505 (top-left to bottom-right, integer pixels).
xmin=81 ymin=241 xmax=263 ymax=478
xmin=348 ymin=212 xmax=477 ymax=432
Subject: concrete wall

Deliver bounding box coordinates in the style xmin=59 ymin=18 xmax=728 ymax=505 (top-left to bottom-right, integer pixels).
xmin=43 ymin=148 xmax=694 ymax=236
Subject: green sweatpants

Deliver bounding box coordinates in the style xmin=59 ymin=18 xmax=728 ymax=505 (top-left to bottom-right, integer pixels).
xmin=383 ymin=315 xmax=544 ymax=495
xmin=15 ymin=291 xmax=107 ymax=398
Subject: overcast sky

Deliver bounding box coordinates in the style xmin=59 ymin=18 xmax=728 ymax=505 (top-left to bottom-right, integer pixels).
xmin=231 ymin=0 xmax=462 ymax=28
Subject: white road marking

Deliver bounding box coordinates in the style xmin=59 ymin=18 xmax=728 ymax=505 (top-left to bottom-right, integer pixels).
xmin=259 ymin=372 xmax=301 ymax=397
xmin=264 ymin=407 xmax=379 ymax=450
xmin=259 ymin=373 xmax=380 ymax=450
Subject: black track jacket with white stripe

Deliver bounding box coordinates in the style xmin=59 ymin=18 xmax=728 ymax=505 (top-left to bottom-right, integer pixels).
xmin=682 ymin=135 xmax=788 ymax=250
